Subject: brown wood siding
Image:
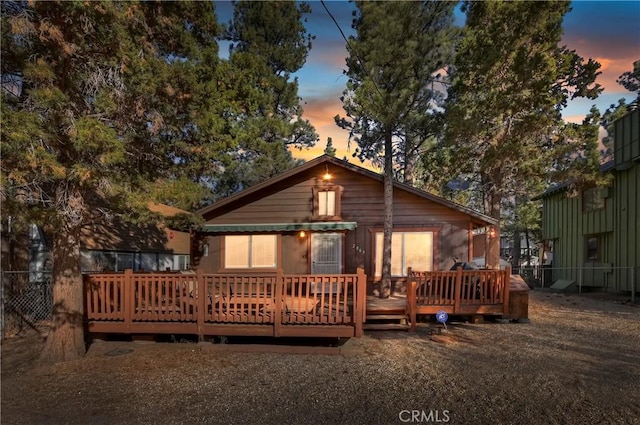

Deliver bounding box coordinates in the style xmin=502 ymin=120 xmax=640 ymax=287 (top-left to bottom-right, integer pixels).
xmin=198 ymin=164 xmax=477 ymax=280
xmin=282 ymin=234 xmax=309 ymax=274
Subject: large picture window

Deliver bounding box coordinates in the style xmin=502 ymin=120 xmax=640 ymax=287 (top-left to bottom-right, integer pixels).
xmin=374 ymin=231 xmax=434 ymax=277
xmin=224 ymin=235 xmax=277 ymax=269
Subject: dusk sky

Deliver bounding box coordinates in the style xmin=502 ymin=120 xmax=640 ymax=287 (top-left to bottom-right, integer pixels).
xmin=216 ymin=1 xmax=640 ymax=165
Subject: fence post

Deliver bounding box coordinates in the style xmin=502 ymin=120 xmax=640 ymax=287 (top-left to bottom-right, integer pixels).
xmin=124 ymin=269 xmax=133 ymax=332
xmin=454 ymin=266 xmax=463 ymax=313
xmin=196 ymin=270 xmax=205 ymax=340
xmin=1 ymin=272 xmax=5 ymax=340
xmin=631 ymin=267 xmax=636 ymax=304
xmin=355 ymin=267 xmax=366 ymax=337
xmin=578 ymin=267 xmax=583 ymax=295
xmin=273 ymin=269 xmax=283 ymax=337
xmin=408 ymin=280 xmax=417 ymax=332
xmin=504 ymin=266 xmax=511 ymax=316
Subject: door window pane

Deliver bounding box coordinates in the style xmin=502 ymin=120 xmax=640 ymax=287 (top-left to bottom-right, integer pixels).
xmin=312 ymin=233 xmax=342 ymax=274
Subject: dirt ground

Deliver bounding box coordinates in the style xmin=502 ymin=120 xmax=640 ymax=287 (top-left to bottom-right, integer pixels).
xmin=2 ymin=290 xmax=639 ymax=425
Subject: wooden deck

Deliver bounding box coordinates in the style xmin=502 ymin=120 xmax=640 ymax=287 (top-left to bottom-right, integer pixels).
xmin=84 ymin=267 xmax=517 ymax=339
xmin=85 ymin=269 xmax=367 ymax=339
xmin=406 ymin=267 xmax=511 ymax=330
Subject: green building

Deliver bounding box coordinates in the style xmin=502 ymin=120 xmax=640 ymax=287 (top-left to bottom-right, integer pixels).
xmin=536 ymin=108 xmax=639 ymax=294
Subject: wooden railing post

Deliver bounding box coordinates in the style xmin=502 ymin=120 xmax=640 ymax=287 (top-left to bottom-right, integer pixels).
xmin=408 ymin=280 xmax=417 ymax=332
xmin=83 ymin=275 xmax=91 ymax=319
xmin=454 ymin=266 xmax=463 ymax=313
xmin=124 ymin=269 xmax=133 ymax=332
xmin=196 ymin=270 xmax=205 ymax=340
xmin=503 ymin=266 xmax=511 ymax=315
xmin=355 ymin=267 xmax=366 ymax=337
xmin=274 ymin=269 xmax=283 ymax=337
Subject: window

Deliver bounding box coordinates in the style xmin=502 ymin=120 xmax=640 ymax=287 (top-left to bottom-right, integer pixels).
xmin=313 ymin=186 xmax=342 ymax=219
xmin=586 ymin=236 xmax=599 ymax=261
xmin=374 ymin=231 xmax=434 ymax=277
xmin=81 ymin=251 xmax=133 ymax=272
xmin=177 ymin=255 xmax=190 ymax=271
xmin=224 ymin=235 xmax=277 ymax=269
xmin=318 ymin=190 xmax=336 ymax=216
xmin=582 ymin=187 xmax=605 ymax=212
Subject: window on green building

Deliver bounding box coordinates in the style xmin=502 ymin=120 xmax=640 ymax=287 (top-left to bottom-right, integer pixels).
xmin=586 ymin=236 xmax=600 ymax=261
xmin=582 ymin=187 xmax=605 ymax=212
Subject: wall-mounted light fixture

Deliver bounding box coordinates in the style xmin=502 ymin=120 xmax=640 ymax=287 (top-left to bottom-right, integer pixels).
xmin=298 ymin=230 xmax=307 ymax=239
xmin=488 ymin=227 xmax=497 ymax=239
xmin=322 ymin=164 xmax=332 ymax=181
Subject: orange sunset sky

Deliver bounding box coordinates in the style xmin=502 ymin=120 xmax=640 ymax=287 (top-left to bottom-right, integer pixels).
xmin=216 ymin=1 xmax=640 ymax=168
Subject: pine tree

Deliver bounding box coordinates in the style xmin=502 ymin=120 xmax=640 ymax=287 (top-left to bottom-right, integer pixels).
xmin=336 ymin=1 xmax=456 ymax=297
xmin=324 ymin=137 xmax=337 ymax=157
xmin=442 ymin=0 xmax=601 ymax=268
xmin=1 ymin=1 xmax=222 ymax=362
xmin=220 ymin=0 xmax=318 ymax=193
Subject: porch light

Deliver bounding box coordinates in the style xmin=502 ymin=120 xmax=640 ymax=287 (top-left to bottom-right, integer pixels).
xmin=488 ymin=227 xmax=497 ymax=238
xmin=323 ymin=164 xmax=332 ymax=181
xmin=298 ymin=230 xmax=307 ymax=239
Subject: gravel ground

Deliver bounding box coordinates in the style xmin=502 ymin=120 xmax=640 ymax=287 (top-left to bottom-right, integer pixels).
xmin=2 ymin=290 xmax=640 ymax=425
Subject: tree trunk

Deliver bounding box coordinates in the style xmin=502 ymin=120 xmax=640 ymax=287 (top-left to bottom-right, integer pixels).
xmin=486 ymin=191 xmax=501 ymax=270
xmin=525 ymin=229 xmax=532 ymax=265
xmin=512 ymin=229 xmax=521 ymax=273
xmin=39 ymin=226 xmax=86 ymax=363
xmin=381 ymin=128 xmax=393 ymax=298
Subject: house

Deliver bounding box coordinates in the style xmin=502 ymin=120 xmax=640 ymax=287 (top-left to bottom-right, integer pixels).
xmin=534 ymin=108 xmax=639 ymax=294
xmin=191 ymin=154 xmax=498 ymax=295
xmin=83 ymin=158 xmax=523 ymax=340
xmin=79 ymin=203 xmax=192 ymax=273
xmin=7 ymin=203 xmax=192 ymax=276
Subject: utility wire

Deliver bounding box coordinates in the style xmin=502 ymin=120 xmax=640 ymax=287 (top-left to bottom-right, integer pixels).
xmin=320 ymin=0 xmax=386 ymax=103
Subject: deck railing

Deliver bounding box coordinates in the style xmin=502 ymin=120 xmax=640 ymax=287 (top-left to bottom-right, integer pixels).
xmin=85 ymin=268 xmax=367 ymax=338
xmin=406 ymin=267 xmax=511 ymax=331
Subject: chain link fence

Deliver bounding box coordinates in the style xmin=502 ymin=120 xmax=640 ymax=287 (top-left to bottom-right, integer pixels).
xmin=1 ymin=271 xmax=53 ymax=339
xmin=517 ymin=265 xmax=637 ymax=302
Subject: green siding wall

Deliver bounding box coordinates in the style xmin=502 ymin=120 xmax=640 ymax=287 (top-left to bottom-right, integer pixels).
xmin=541 ymin=109 xmax=639 ymax=293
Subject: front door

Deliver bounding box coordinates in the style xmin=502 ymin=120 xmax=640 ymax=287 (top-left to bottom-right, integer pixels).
xmin=311 ymin=233 xmax=342 ymax=274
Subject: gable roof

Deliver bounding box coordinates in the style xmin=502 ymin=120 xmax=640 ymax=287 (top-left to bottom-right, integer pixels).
xmin=531 ymin=160 xmax=616 ymax=200
xmin=197 ymin=155 xmax=497 ymax=226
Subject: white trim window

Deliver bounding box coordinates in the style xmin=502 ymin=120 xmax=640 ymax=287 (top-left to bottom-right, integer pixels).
xmin=224 ymin=235 xmax=277 ymax=269
xmin=375 ymin=231 xmax=433 ymax=277
xmin=318 ymin=190 xmax=336 ymax=216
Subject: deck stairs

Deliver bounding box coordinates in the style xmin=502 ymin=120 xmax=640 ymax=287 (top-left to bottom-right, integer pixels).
xmin=364 ymin=296 xmax=411 ymax=331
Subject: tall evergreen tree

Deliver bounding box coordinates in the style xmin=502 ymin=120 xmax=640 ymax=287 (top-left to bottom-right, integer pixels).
xmin=616 ymin=59 xmax=640 ymax=103
xmin=1 ymin=1 xmax=222 ymax=362
xmin=221 ymin=0 xmax=318 ymax=193
xmin=441 ymin=0 xmax=601 ymax=268
xmin=324 ymin=137 xmax=337 ymax=157
xmin=336 ymin=1 xmax=457 ymax=297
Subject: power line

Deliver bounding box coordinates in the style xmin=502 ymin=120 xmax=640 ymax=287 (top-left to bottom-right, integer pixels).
xmin=319 ymin=0 xmax=386 ymax=102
